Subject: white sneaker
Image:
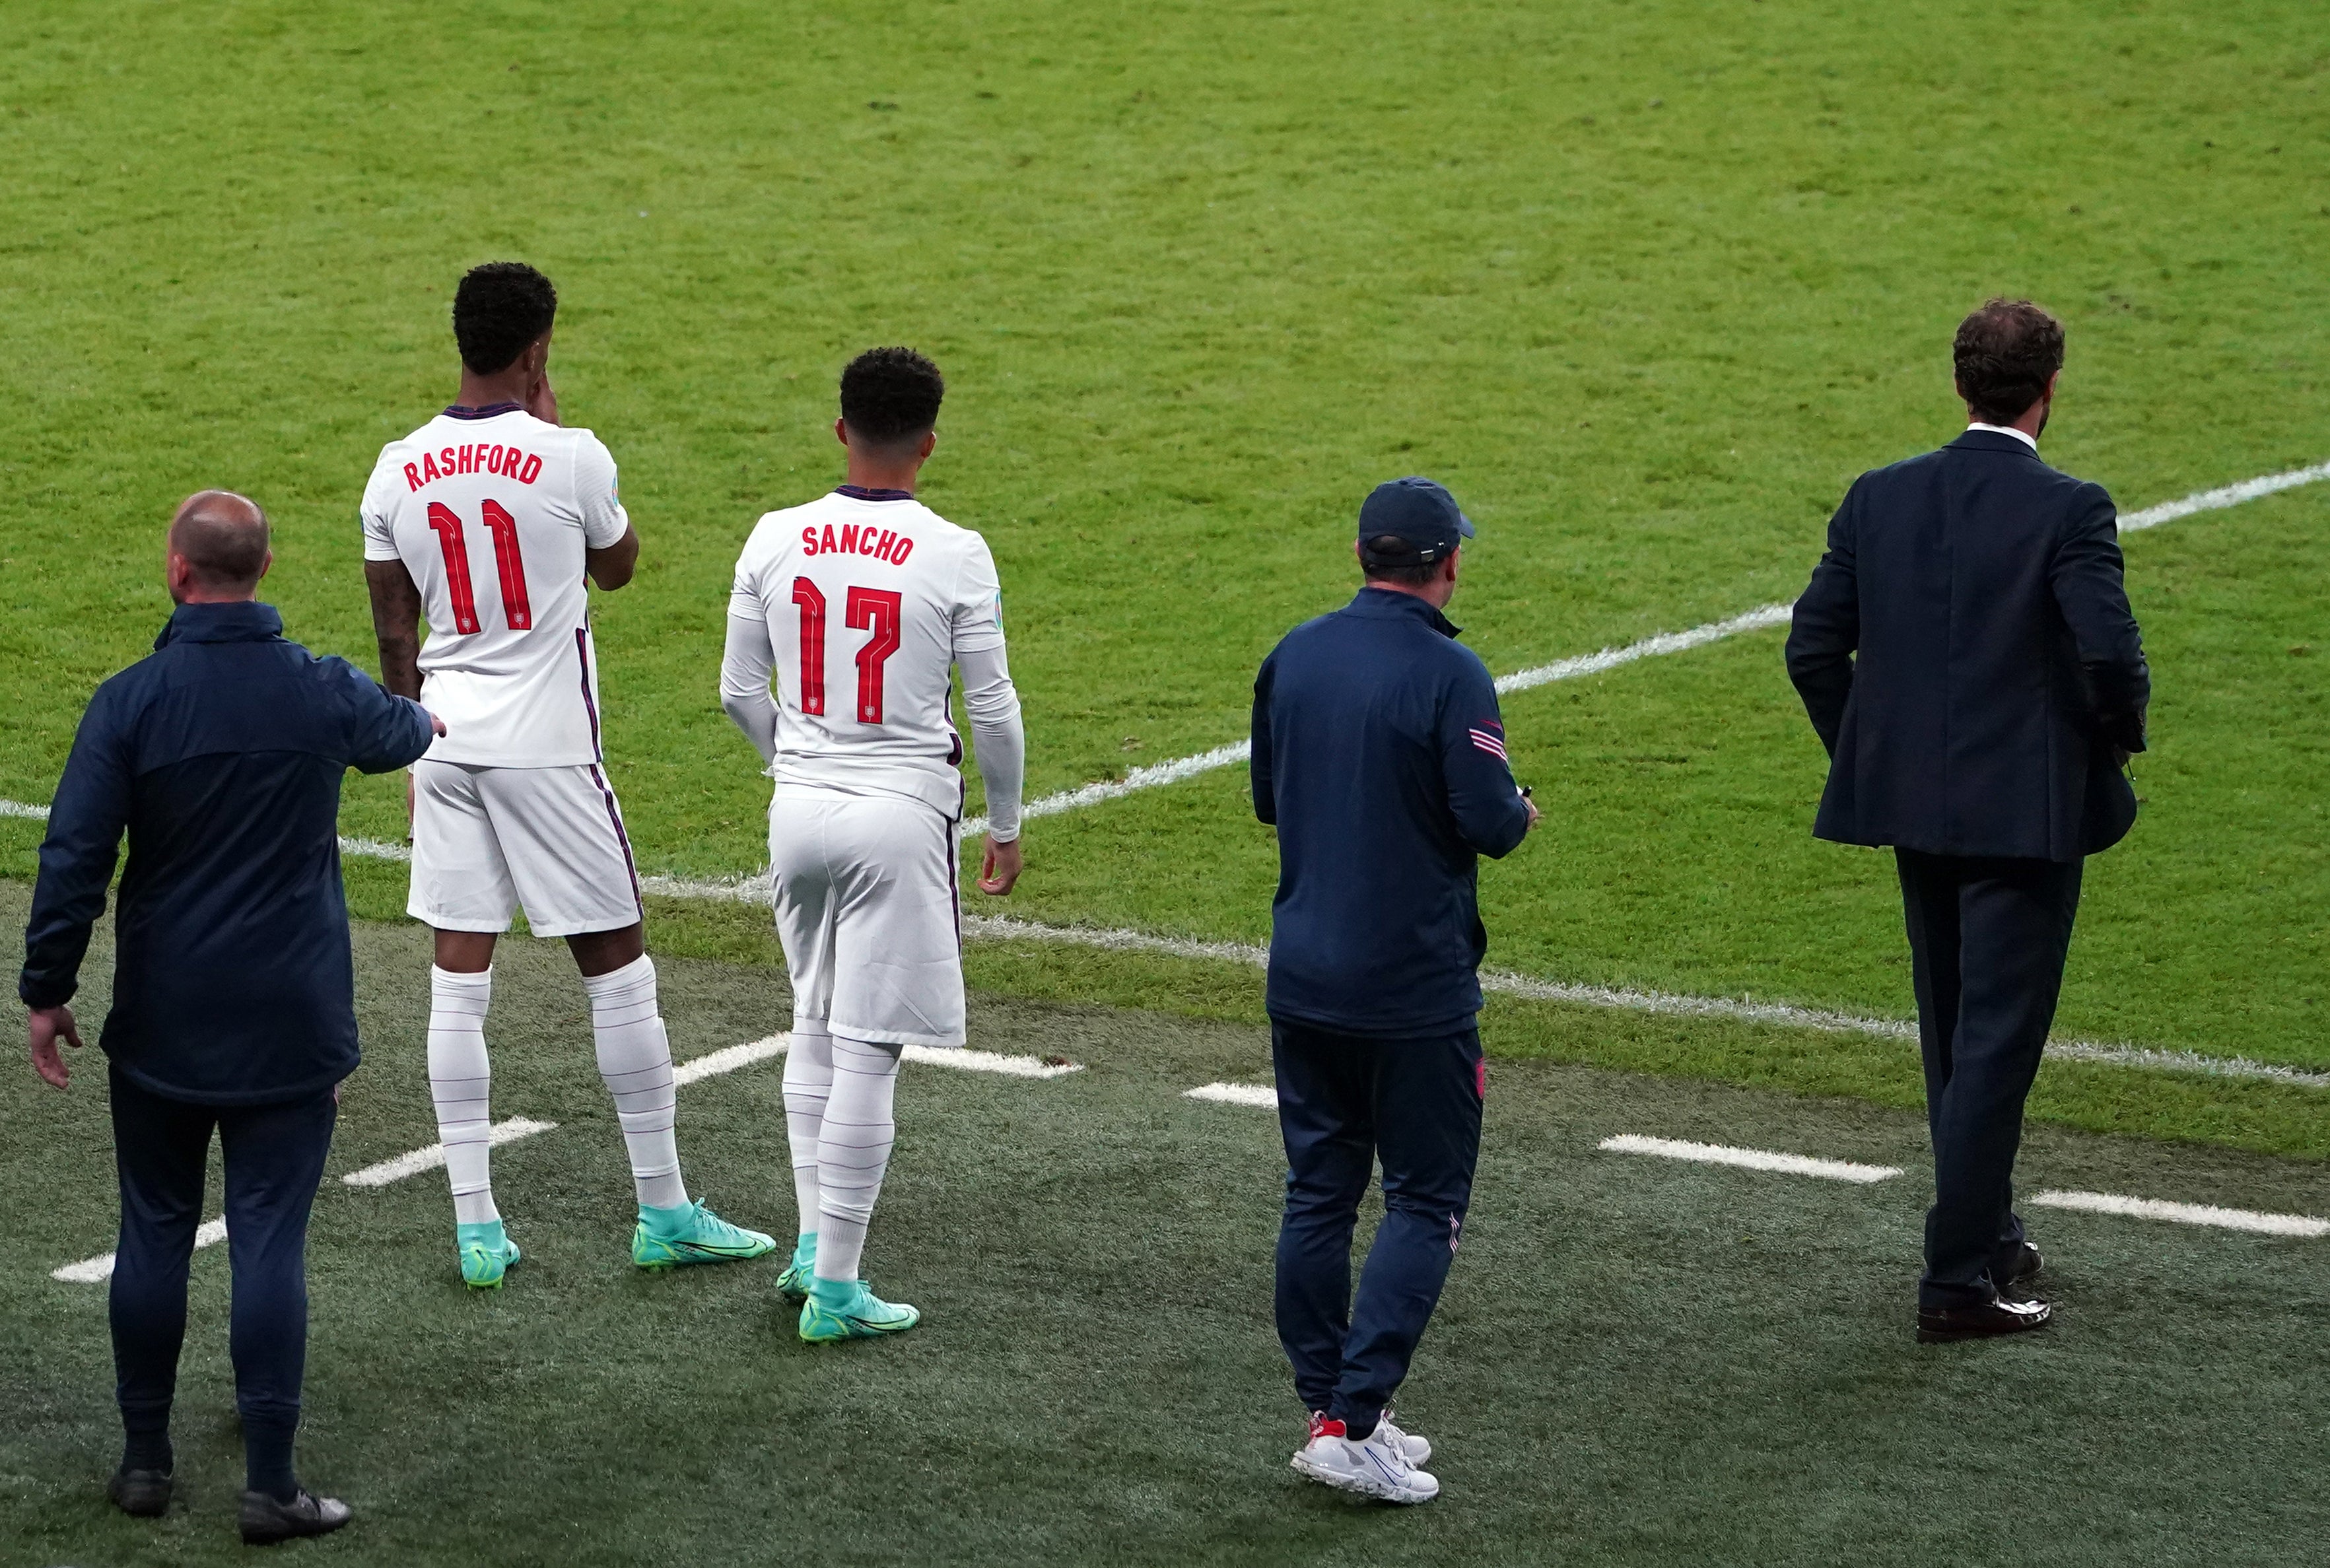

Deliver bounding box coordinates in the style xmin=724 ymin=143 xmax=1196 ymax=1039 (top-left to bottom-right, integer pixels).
xmin=1289 ymin=1413 xmax=1440 ymax=1504
xmin=1374 ymin=1408 xmax=1430 ymax=1466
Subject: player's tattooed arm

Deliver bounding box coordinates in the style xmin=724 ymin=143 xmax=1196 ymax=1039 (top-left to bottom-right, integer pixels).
xmin=364 ymin=559 xmax=426 ymax=701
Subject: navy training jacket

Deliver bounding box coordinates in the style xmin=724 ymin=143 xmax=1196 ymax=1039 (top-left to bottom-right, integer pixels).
xmin=1251 ymin=588 xmax=1533 ymax=1037
xmin=1785 ymin=430 xmax=2150 ymax=862
xmin=19 ymin=601 xmax=435 ymax=1105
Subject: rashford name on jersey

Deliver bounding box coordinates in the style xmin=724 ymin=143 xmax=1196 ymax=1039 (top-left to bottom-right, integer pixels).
xmin=395 ymin=440 xmax=545 ymax=493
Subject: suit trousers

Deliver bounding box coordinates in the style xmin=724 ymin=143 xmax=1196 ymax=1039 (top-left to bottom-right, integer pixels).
xmin=1271 ymin=1019 xmax=1483 ymax=1440
xmin=108 ymin=1066 xmax=337 ymax=1493
xmin=1894 ymin=850 xmax=2083 ymax=1311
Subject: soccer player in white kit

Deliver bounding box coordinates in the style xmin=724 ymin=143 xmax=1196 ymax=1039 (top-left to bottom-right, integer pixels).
xmin=362 ymin=261 xmax=774 ymax=1289
xmin=720 ymin=347 xmax=1027 ymax=1343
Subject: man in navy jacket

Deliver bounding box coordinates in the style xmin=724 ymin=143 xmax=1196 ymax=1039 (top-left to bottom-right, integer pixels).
xmin=21 ymin=491 xmax=436 ymax=1544
xmin=1252 ymin=477 xmax=1536 ymax=1503
xmin=1786 ymin=300 xmax=2149 ymax=1344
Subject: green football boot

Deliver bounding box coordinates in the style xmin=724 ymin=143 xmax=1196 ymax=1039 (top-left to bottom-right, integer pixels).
xmin=775 ymin=1233 xmax=817 ymax=1303
xmin=631 ymin=1198 xmax=778 ymax=1271
xmin=458 ymin=1219 xmax=520 ymax=1290
xmin=798 ymin=1278 xmax=921 ymax=1344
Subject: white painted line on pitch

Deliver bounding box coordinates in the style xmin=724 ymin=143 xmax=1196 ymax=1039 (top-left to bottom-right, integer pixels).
xmin=339 ymin=1116 xmax=560 ymax=1188
xmin=673 ymin=1034 xmax=789 ymax=1084
xmin=961 ymin=914 xmax=2330 ymax=1089
xmin=1599 ymin=1134 xmax=1902 ymax=1184
xmin=2117 ymin=459 xmax=2330 ymax=533
xmin=52 ymin=1217 xmax=228 ymax=1285
xmin=2029 ymin=1190 xmax=2328 ymax=1238
xmin=905 ymin=1043 xmax=1084 ymax=1078
xmin=1184 ymin=1081 xmax=1278 ymax=1108
xmin=0 ymin=798 xmax=50 ymax=821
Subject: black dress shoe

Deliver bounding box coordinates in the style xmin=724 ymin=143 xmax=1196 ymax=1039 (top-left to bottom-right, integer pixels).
xmin=239 ymin=1488 xmax=353 ymax=1546
xmin=1917 ymin=1293 xmax=2052 ymax=1344
xmin=2006 ymin=1241 xmax=2043 ymax=1285
xmin=107 ymin=1467 xmax=172 ymax=1518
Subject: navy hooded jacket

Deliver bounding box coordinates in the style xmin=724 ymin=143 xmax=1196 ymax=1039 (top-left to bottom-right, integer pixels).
xmin=19 ymin=601 xmax=434 ymax=1105
xmin=1252 ymin=588 xmax=1532 ymax=1037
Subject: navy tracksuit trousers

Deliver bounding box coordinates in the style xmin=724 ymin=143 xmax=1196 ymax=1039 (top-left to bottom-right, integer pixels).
xmin=108 ymin=1066 xmax=336 ymax=1495
xmin=1272 ymin=1020 xmax=1483 ymax=1440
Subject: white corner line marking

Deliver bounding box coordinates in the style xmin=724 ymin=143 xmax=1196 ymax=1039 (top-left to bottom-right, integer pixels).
xmin=2117 ymin=459 xmax=2330 ymax=533
xmin=339 ymin=1116 xmax=560 ymax=1188
xmin=1599 ymin=1133 xmax=1903 ymax=1184
xmin=2028 ymin=1190 xmax=2327 ymax=1237
xmin=51 ymin=1216 xmax=229 ymax=1285
xmin=1184 ymin=1081 xmax=1278 ymax=1108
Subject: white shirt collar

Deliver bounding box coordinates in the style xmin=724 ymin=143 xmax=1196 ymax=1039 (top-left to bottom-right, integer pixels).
xmin=1966 ymin=421 xmax=2038 ymax=452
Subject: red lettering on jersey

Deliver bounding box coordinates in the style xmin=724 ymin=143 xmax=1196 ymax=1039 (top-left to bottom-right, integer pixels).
xmin=456 ymin=444 xmax=475 ymax=475
xmin=889 ymin=536 xmax=914 ymax=566
xmin=801 ymin=526 xmax=819 ymax=555
xmin=404 ymin=463 xmax=423 ymax=492
xmin=518 ymin=454 xmax=542 ymax=485
xmin=860 ymin=527 xmax=880 ymax=555
xmin=440 ymin=447 xmax=458 ymax=477
xmin=839 ymin=524 xmax=860 ymax=555
xmin=874 ymin=529 xmax=897 ymax=561
xmin=819 ymin=524 xmax=838 ymax=555
xmin=421 ymin=452 xmax=442 ymax=484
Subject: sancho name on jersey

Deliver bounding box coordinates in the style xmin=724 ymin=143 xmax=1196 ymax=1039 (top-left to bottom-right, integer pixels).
xmin=360 ymin=406 xmax=630 ymax=769
xmin=730 ymin=489 xmax=1005 ymax=821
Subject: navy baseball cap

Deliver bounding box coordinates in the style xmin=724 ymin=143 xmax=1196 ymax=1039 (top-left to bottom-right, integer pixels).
xmin=1357 ymin=476 xmax=1474 ymax=566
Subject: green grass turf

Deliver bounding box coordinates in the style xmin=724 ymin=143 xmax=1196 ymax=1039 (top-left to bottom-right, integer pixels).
xmin=4 ymin=885 xmax=2327 ymax=1565
xmin=1 ymin=0 xmax=2326 ymax=1142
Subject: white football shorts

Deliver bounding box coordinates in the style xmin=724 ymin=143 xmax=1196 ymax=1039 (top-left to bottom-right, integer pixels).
xmin=408 ymin=759 xmax=644 ymax=938
xmin=769 ymin=786 xmax=964 ymax=1048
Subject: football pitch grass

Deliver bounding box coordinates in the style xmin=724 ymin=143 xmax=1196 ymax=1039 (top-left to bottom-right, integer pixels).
xmin=1 ymin=0 xmax=2327 ymax=1148
xmin=4 ymin=887 xmax=2327 ymax=1565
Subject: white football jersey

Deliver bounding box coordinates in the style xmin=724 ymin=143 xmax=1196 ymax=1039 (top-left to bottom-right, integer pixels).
xmin=360 ymin=406 xmax=631 ymax=768
xmin=729 ymin=489 xmax=1006 ymax=819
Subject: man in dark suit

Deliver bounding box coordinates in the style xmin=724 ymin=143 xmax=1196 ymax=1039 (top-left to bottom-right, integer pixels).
xmin=22 ymin=491 xmax=438 ymax=1542
xmin=1785 ymin=300 xmax=2149 ymax=1344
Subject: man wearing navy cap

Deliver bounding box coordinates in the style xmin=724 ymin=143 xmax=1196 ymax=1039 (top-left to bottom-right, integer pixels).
xmin=1250 ymin=477 xmax=1538 ymax=1504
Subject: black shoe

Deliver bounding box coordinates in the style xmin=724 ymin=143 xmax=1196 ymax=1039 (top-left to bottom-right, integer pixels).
xmin=107 ymin=1467 xmax=172 ymax=1518
xmin=238 ymin=1488 xmax=353 ymax=1546
xmin=2006 ymin=1241 xmax=2043 ymax=1285
xmin=1917 ymin=1293 xmax=2052 ymax=1344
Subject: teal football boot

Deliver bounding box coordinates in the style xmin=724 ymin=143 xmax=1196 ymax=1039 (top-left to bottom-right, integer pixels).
xmin=631 ymin=1198 xmax=778 ymax=1271
xmin=775 ymin=1233 xmax=817 ymax=1303
xmin=458 ymin=1219 xmax=520 ymax=1290
xmin=798 ymin=1277 xmax=920 ymax=1344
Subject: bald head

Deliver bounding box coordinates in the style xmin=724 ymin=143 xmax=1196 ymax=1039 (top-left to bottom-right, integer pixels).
xmin=167 ymin=491 xmax=271 ymax=601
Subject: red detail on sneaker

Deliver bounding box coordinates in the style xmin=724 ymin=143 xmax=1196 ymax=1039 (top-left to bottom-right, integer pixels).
xmin=1307 ymin=1413 xmax=1348 ymax=1441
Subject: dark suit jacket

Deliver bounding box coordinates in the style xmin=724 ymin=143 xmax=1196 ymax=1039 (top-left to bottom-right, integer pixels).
xmin=1785 ymin=429 xmax=2150 ymax=863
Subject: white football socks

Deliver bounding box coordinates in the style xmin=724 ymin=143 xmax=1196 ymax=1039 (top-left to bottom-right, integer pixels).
xmin=582 ymin=955 xmax=688 ymax=1212
xmin=782 ymin=1021 xmax=835 ymax=1235
xmin=813 ymin=1031 xmax=903 ymax=1283
xmin=427 ymin=965 xmax=498 ymax=1227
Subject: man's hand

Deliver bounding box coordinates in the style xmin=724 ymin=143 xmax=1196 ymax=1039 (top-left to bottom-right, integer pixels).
xmin=526 ymin=372 xmax=559 ymax=426
xmin=978 ymin=835 xmax=1023 ymax=896
xmin=1521 ymin=791 xmax=1542 ymax=833
xmin=28 ymin=1004 xmax=82 ymax=1089
xmin=428 ymin=711 xmax=448 ymax=738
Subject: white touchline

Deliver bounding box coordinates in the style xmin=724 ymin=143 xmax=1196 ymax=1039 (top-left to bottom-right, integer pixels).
xmin=51 ymin=1217 xmax=229 ymax=1285
xmin=2115 ymin=458 xmax=2330 ymax=533
xmin=2029 ymin=1190 xmax=2328 ymax=1238
xmin=1598 ymin=1133 xmax=1903 ymax=1184
xmin=50 ymin=1031 xmax=1084 ymax=1283
xmin=340 ymin=1116 xmax=559 ymax=1188
xmin=1184 ymin=1081 xmax=1278 ymax=1108
xmin=961 ymin=914 xmax=2330 ymax=1089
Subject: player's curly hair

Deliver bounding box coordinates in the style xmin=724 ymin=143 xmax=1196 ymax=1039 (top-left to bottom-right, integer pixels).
xmin=840 ymin=347 xmax=945 ymax=447
xmin=453 ymin=261 xmax=559 ymax=376
xmin=1953 ymin=298 xmax=2063 ymax=426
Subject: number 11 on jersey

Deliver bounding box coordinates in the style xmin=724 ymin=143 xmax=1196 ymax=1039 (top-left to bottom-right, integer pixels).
xmin=427 ymin=499 xmax=533 ymax=634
